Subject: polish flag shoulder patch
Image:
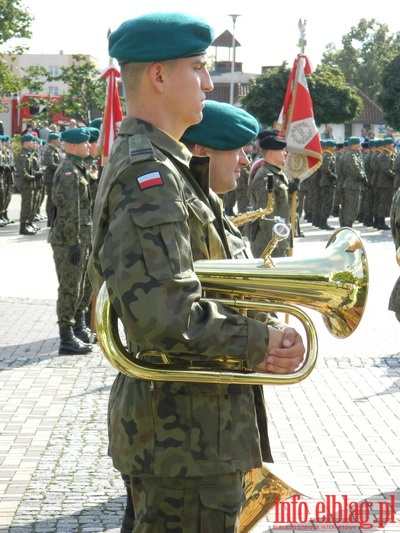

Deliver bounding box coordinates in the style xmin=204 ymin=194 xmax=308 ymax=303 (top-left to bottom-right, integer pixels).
xmin=137 ymin=171 xmax=164 ymax=191
xmin=64 ymin=171 xmax=73 ymax=177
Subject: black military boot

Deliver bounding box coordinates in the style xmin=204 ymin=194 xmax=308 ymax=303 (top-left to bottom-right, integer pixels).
xmin=59 ymin=324 xmax=92 ymax=355
xmin=120 ymin=474 xmax=135 ymax=533
xmin=73 ymin=311 xmax=97 ymax=344
xmin=19 ymin=224 xmax=36 ymax=235
xmin=377 ymin=217 xmax=390 ymax=230
xmin=319 ymin=219 xmax=334 ymax=230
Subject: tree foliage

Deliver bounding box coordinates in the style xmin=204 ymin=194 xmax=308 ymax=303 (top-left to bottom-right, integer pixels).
xmin=321 ymin=18 xmax=400 ymax=101
xmin=308 ymin=65 xmax=362 ymax=126
xmin=15 ymin=56 xmax=107 ymax=125
xmin=50 ymin=55 xmax=107 ymax=125
xmin=240 ymin=62 xmax=362 ymax=128
xmin=377 ymin=55 xmax=400 ymax=130
xmin=240 ymin=63 xmax=291 ymax=127
xmin=0 ymin=0 xmax=32 ymax=51
xmin=0 ymin=0 xmax=33 ymax=94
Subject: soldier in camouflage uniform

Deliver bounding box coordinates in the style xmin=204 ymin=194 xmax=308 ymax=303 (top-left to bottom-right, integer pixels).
xmin=89 ymin=13 xmax=305 ymax=533
xmin=43 ymin=132 xmax=63 ymax=225
xmin=389 ymin=187 xmax=400 ymax=320
xmin=248 ymin=133 xmax=291 ymax=258
xmin=371 ymin=138 xmax=384 ymax=228
xmin=318 ymin=139 xmax=336 ymax=230
xmin=82 ymin=126 xmax=101 ymax=335
xmin=340 ymin=136 xmax=368 ymax=228
xmin=375 ymin=137 xmax=395 ymax=230
xmin=332 ymin=141 xmax=346 ymax=218
xmin=0 ymin=136 xmax=5 ymax=227
xmin=15 ymin=134 xmax=39 ymax=235
xmin=362 ymin=139 xmax=376 ymax=227
xmin=394 ymin=149 xmax=400 ymax=192
xmin=48 ymin=128 xmax=93 ymax=355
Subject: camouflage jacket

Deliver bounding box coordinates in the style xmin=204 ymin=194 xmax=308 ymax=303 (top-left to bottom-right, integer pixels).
xmin=43 ymin=144 xmax=63 ymax=185
xmin=89 ymin=118 xmax=270 ymax=477
xmin=377 ymin=148 xmax=395 ymax=189
xmin=15 ymin=148 xmax=35 ymax=188
xmin=48 ymin=154 xmax=92 ymax=247
xmin=342 ymin=148 xmax=367 ymax=190
xmin=319 ymin=150 xmax=336 ymax=187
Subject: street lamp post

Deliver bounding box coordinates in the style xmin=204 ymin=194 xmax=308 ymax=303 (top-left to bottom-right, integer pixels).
xmin=228 ymin=14 xmax=240 ymax=105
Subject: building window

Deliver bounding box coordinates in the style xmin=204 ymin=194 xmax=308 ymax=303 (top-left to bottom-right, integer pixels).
xmin=48 ymin=86 xmax=59 ymax=96
xmin=48 ymin=66 xmax=59 ymax=76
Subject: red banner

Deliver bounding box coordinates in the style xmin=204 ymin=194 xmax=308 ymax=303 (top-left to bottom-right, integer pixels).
xmin=101 ymin=66 xmax=124 ymax=161
xmin=279 ymin=54 xmax=322 ymax=181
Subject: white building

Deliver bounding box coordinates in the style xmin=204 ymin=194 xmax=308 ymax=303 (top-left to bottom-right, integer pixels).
xmin=3 ymin=52 xmax=101 ymax=96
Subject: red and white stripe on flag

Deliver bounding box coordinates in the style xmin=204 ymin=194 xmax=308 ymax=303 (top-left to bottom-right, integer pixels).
xmin=102 ymin=66 xmax=124 ymax=158
xmin=280 ymin=54 xmax=322 ymax=182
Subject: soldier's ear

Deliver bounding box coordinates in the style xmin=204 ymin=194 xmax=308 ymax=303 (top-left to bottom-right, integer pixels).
xmin=192 ymin=144 xmax=208 ymax=157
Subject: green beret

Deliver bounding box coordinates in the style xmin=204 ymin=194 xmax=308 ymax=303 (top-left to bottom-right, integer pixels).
xmin=86 ymin=127 xmax=100 ymax=143
xmin=48 ymin=132 xmax=60 ymax=141
xmin=21 ymin=134 xmax=36 ymax=143
xmin=343 ymin=140 xmax=349 ymax=146
xmin=182 ymin=101 xmax=258 ymax=151
xmin=324 ymin=139 xmax=336 ymax=147
xmin=375 ymin=138 xmax=384 ymax=147
xmin=348 ymin=136 xmax=361 ymax=146
xmin=89 ymin=118 xmax=102 ymax=129
xmin=60 ymin=127 xmax=90 ymax=144
xmin=109 ymin=12 xmax=214 ymax=63
xmin=368 ymin=139 xmax=376 ymax=147
xmin=382 ymin=136 xmax=395 ymax=146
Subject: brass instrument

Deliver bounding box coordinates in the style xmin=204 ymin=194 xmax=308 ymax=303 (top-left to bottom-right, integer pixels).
xmin=95 ymin=227 xmax=368 ymax=385
xmin=240 ymin=463 xmax=313 ymax=533
xmin=230 ymin=171 xmax=274 ymax=227
xmin=95 ymin=226 xmax=368 ymax=532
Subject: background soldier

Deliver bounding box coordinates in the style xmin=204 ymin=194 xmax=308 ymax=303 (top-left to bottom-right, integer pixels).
xmin=15 ymin=134 xmax=38 ymax=235
xmin=0 ymin=135 xmax=15 ymax=226
xmin=371 ymin=138 xmax=384 ymax=228
xmin=48 ymin=127 xmax=93 ymax=355
xmin=318 ymin=139 xmax=336 ymax=230
xmin=43 ymin=132 xmax=63 ymax=225
xmin=248 ymin=133 xmax=291 ymax=258
xmin=375 ymin=137 xmax=395 ymax=230
xmin=340 ymin=136 xmax=368 ymax=228
xmin=362 ymin=138 xmax=376 ymax=227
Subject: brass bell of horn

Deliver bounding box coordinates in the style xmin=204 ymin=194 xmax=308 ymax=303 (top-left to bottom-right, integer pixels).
xmin=240 ymin=463 xmax=315 ymax=533
xmin=95 ymin=227 xmax=368 ymax=386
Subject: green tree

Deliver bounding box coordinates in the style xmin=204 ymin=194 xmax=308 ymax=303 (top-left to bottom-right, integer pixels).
xmin=377 ymin=55 xmax=400 ymax=130
xmin=308 ymin=65 xmax=362 ymax=126
xmin=240 ymin=63 xmax=291 ymax=127
xmin=240 ymin=63 xmax=361 ymax=128
xmin=0 ymin=0 xmax=32 ymax=52
xmin=0 ymin=0 xmax=33 ymax=95
xmin=50 ymin=55 xmax=106 ymax=125
xmin=321 ymin=18 xmax=400 ymax=101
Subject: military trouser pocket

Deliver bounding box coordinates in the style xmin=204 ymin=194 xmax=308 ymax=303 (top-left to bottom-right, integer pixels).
xmin=199 ymin=482 xmax=245 ymax=533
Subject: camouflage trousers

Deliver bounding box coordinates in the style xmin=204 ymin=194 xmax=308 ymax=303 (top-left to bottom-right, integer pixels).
xmin=20 ymin=184 xmax=36 ymax=225
xmin=130 ymin=471 xmax=245 ymax=532
xmin=51 ymin=243 xmax=90 ymax=326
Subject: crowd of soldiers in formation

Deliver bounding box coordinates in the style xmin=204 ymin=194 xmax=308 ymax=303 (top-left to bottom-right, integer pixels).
xmin=223 ymin=134 xmax=399 ymax=238
xmin=1 ymin=126 xmax=399 ymax=239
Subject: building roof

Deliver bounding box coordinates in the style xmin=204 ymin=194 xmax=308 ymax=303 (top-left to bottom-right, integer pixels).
xmin=212 ymin=30 xmax=241 ymax=48
xmin=352 ymin=87 xmax=384 ymax=124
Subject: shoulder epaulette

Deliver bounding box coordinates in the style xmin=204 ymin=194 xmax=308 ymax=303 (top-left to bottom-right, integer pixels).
xmin=129 ymin=134 xmax=157 ymax=165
